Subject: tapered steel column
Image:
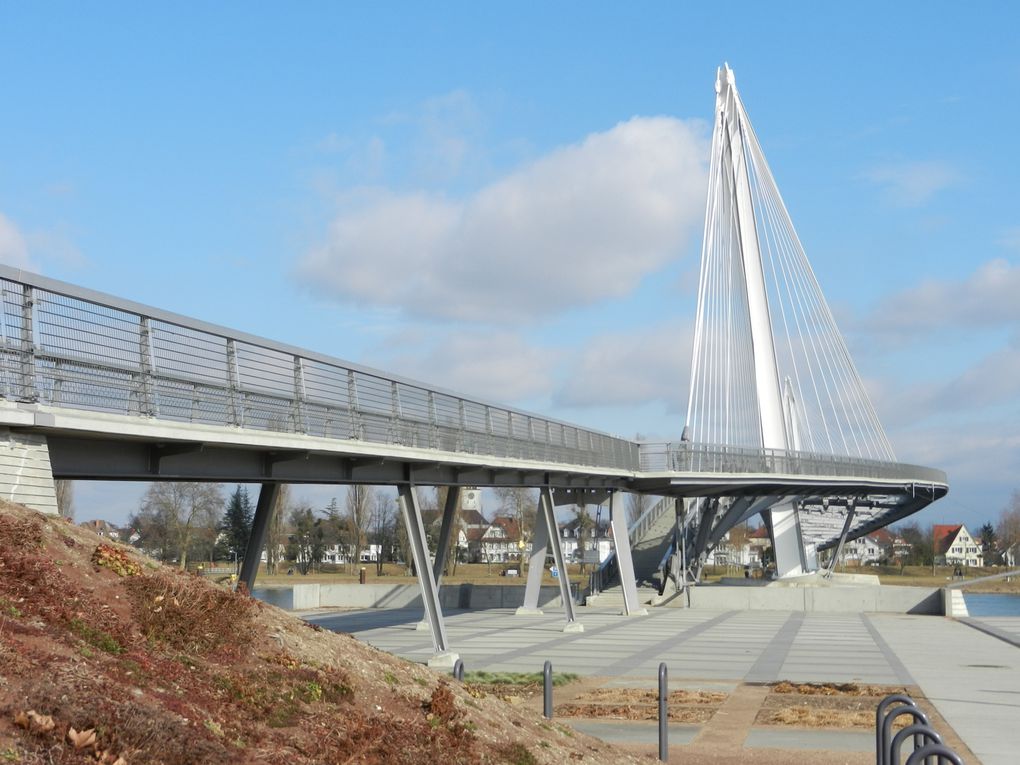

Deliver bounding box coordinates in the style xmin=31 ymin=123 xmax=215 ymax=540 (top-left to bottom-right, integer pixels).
xmin=239 ymin=482 xmax=281 ymax=592
xmin=610 ymin=493 xmax=646 ymax=615
xmin=432 ymin=486 xmax=462 ymax=584
xmin=398 ymin=483 xmax=457 ymax=667
xmin=519 ymin=495 xmax=551 ymax=614
xmin=824 ymin=503 xmax=856 ymax=576
xmin=519 ymin=486 xmax=581 ymax=630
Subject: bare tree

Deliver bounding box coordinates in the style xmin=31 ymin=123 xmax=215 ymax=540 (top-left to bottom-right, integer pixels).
xmin=346 ymin=485 xmax=374 ymax=571
xmin=997 ymin=490 xmax=1020 ymax=558
xmin=130 ymin=482 xmax=223 ymax=569
xmin=266 ymin=484 xmax=291 ymax=575
xmin=54 ymin=479 xmax=74 ymax=521
xmin=370 ymin=491 xmax=397 ymax=575
xmin=572 ymin=505 xmax=595 ymax=573
xmin=494 ymin=487 xmax=537 ymax=568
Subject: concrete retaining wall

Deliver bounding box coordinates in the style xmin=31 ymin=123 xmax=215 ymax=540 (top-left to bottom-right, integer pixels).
xmin=687 ymin=584 xmax=942 ymax=614
xmin=254 ymin=582 xmax=574 ymax=611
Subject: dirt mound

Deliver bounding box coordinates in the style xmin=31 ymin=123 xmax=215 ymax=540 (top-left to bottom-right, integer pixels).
xmin=0 ymin=500 xmax=642 ymax=764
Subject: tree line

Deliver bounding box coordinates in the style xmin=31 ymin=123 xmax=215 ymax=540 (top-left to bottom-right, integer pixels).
xmin=126 ymin=482 xmax=414 ymax=575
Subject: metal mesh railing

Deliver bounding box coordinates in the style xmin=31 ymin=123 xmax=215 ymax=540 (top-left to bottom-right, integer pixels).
xmin=0 ymin=267 xmax=948 ymax=487
xmin=638 ymin=442 xmax=947 ymax=484
xmin=0 ymin=271 xmax=639 ymax=471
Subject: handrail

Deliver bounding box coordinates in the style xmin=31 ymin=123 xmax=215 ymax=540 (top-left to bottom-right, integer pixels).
xmin=0 ymin=266 xmax=947 ymax=487
xmin=638 ymin=441 xmax=947 ymax=484
xmin=0 ymin=268 xmax=639 ymax=471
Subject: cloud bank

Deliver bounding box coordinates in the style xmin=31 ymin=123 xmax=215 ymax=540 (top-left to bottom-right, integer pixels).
xmin=297 ymin=117 xmax=708 ymax=324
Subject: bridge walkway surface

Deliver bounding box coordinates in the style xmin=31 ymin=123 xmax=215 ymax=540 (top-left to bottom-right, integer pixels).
xmin=305 ymin=607 xmax=1020 ymax=765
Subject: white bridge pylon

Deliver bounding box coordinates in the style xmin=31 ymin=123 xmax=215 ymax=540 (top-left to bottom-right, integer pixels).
xmin=685 ymin=64 xmax=896 ymax=577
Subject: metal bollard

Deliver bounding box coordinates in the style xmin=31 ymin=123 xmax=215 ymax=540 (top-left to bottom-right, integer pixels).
xmin=904 ymin=743 xmax=963 ymax=765
xmin=543 ymin=660 xmax=553 ymax=719
xmin=452 ymin=659 xmax=464 ymax=682
xmin=658 ymin=662 xmax=668 ymax=761
xmin=890 ymin=723 xmax=941 ymax=765
xmin=876 ymin=693 xmax=916 ymax=764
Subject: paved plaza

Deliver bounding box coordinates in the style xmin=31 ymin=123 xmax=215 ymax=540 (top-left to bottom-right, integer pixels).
xmin=307 ymin=606 xmax=1020 ymax=765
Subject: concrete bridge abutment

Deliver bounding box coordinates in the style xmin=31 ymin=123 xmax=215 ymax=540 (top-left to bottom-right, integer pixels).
xmin=0 ymin=427 xmax=58 ymax=515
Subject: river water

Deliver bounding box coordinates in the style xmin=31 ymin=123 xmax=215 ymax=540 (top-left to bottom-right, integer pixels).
xmin=963 ymin=593 xmax=1020 ymax=616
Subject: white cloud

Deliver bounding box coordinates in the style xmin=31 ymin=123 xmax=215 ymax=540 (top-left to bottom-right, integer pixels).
xmin=863 ymin=160 xmax=959 ymax=206
xmin=553 ymin=321 xmax=692 ymax=412
xmin=860 ymin=258 xmax=1020 ymax=341
xmin=297 ymin=116 xmax=708 ymax=325
xmin=373 ymin=329 xmax=558 ymax=404
xmin=0 ymin=213 xmax=33 ymax=269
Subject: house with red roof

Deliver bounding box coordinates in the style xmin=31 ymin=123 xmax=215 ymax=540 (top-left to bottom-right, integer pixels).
xmin=934 ymin=524 xmax=983 ymax=567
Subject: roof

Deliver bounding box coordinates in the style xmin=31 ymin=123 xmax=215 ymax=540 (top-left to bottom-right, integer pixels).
xmin=869 ymin=528 xmax=896 ymax=546
xmin=79 ymin=519 xmax=119 ymax=534
xmin=460 ymin=509 xmax=487 ymax=527
xmin=489 ymin=516 xmax=522 ymax=541
xmin=933 ymin=524 xmax=964 ymax=556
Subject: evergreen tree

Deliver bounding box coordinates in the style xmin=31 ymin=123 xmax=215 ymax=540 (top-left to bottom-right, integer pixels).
xmin=220 ymin=485 xmax=254 ymax=572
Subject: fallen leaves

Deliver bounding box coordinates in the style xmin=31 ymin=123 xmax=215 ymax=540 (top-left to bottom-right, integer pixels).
xmin=68 ymin=725 xmax=97 ymax=749
xmin=13 ymin=709 xmax=55 ymax=733
xmin=14 ymin=711 xmax=126 ymax=763
xmin=92 ymin=544 xmax=142 ymax=577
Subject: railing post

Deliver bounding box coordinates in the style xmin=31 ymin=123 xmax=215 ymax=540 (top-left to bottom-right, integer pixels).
xmin=347 ymin=369 xmax=362 ymax=439
xmin=427 ymin=390 xmax=438 ymax=448
xmin=292 ymin=356 xmax=307 ymax=433
xmin=18 ymin=284 xmax=36 ymax=402
xmin=138 ymin=316 xmax=155 ymax=416
xmin=390 ymin=380 xmax=400 ymax=442
xmin=457 ymin=398 xmax=466 ymax=451
xmin=226 ymin=339 xmax=242 ymax=426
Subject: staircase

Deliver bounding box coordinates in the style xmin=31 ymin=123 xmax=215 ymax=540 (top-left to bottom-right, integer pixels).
xmin=590 ymin=496 xmax=677 ymax=599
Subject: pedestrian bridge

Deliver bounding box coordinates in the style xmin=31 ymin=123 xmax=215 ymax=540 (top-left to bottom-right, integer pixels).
xmin=0 ymin=63 xmax=949 ymax=665
xmin=0 ymin=263 xmax=943 ymax=530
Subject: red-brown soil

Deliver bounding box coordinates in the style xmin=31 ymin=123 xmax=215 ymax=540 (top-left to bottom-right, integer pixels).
xmin=0 ymin=500 xmax=644 ymax=764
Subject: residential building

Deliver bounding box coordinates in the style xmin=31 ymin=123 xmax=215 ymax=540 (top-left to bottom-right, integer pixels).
xmin=468 ymin=515 xmax=525 ymax=563
xmin=79 ymin=519 xmax=122 ymax=541
xmin=559 ymin=518 xmax=612 ymax=565
xmin=934 ymin=524 xmax=984 ymax=567
xmin=843 ymin=533 xmax=884 ymax=565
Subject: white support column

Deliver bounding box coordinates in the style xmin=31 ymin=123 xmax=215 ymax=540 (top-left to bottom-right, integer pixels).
xmin=767 ymin=500 xmax=808 ymax=578
xmin=610 ymin=492 xmax=647 ymax=616
xmin=398 ymin=483 xmax=458 ymax=668
xmin=718 ymin=64 xmax=811 ymax=579
xmin=717 ymin=65 xmax=786 ymax=450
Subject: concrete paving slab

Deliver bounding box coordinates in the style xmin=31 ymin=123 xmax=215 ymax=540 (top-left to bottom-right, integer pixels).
xmin=564 ymin=719 xmax=699 ymax=745
xmin=307 ymin=606 xmax=1020 ymax=763
xmin=744 ymin=727 xmax=872 ymax=752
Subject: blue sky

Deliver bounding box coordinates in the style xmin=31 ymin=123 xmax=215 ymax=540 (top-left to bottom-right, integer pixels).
xmin=1 ymin=2 xmax=1018 ymax=531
